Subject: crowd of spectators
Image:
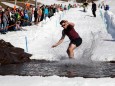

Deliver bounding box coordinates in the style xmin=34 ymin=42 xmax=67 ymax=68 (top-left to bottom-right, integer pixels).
xmin=0 ymin=3 xmax=77 ymax=34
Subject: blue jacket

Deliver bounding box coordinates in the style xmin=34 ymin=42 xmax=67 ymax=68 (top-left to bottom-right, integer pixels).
xmin=44 ymin=8 xmax=49 ymax=15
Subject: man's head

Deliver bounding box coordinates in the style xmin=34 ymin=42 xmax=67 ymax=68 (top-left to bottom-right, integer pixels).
xmin=60 ymin=20 xmax=68 ymax=29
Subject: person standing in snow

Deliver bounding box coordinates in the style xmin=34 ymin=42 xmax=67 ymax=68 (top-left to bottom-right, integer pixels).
xmin=92 ymin=1 xmax=97 ymax=17
xmin=34 ymin=8 xmax=38 ymax=24
xmin=104 ymin=4 xmax=110 ymax=11
xmin=52 ymin=20 xmax=82 ymax=59
xmin=44 ymin=6 xmax=49 ymax=21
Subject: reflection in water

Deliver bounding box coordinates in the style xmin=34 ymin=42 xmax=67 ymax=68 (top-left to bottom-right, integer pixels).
xmin=0 ymin=60 xmax=115 ymax=78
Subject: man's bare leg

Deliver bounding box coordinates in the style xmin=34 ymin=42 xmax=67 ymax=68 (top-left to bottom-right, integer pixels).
xmin=67 ymin=44 xmax=76 ymax=59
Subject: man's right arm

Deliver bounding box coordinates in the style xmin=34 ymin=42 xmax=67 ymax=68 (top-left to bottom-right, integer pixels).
xmin=52 ymin=31 xmax=65 ymax=48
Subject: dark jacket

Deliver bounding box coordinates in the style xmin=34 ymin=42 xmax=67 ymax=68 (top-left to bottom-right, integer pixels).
xmin=92 ymin=3 xmax=96 ymax=11
xmin=34 ymin=8 xmax=38 ymax=18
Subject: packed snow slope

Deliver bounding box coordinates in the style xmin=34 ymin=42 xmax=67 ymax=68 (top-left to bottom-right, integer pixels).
xmin=0 ymin=2 xmax=115 ymax=62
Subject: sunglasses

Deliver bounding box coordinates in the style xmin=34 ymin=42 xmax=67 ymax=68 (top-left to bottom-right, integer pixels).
xmin=61 ymin=24 xmax=65 ymax=27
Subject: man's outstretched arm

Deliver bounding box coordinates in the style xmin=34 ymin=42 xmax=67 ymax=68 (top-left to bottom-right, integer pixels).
xmin=52 ymin=31 xmax=65 ymax=48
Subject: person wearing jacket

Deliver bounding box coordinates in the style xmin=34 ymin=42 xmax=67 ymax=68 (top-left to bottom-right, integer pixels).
xmin=2 ymin=10 xmax=9 ymax=33
xmin=44 ymin=6 xmax=49 ymax=20
xmin=92 ymin=1 xmax=97 ymax=17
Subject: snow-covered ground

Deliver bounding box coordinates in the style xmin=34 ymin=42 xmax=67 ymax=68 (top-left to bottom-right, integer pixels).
xmin=0 ymin=0 xmax=115 ymax=86
xmin=36 ymin=0 xmax=75 ymax=5
xmin=0 ymin=76 xmax=115 ymax=86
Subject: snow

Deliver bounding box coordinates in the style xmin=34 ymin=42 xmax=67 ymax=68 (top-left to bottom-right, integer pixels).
xmin=104 ymin=11 xmax=115 ymax=39
xmin=0 ymin=0 xmax=115 ymax=86
xmin=0 ymin=76 xmax=115 ymax=86
xmin=35 ymin=0 xmax=74 ymax=5
xmin=1 ymin=2 xmax=20 ymax=8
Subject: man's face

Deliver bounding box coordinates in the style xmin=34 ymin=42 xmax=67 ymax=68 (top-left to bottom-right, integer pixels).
xmin=61 ymin=22 xmax=68 ymax=29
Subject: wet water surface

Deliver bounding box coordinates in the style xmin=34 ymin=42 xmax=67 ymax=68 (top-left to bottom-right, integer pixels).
xmin=0 ymin=60 xmax=115 ymax=78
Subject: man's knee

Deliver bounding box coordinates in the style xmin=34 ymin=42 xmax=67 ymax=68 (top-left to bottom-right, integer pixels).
xmin=68 ymin=47 xmax=73 ymax=52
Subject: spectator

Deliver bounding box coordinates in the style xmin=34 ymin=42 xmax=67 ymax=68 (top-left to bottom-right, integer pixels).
xmin=44 ymin=6 xmax=49 ymax=21
xmin=92 ymin=1 xmax=97 ymax=17
xmin=83 ymin=1 xmax=88 ymax=12
xmin=104 ymin=5 xmax=109 ymax=11
xmin=20 ymin=9 xmax=24 ymax=26
xmin=15 ymin=21 xmax=22 ymax=30
xmin=34 ymin=8 xmax=38 ymax=24
xmin=0 ymin=13 xmax=2 ymax=31
xmin=0 ymin=6 xmax=2 ymax=32
xmin=2 ymin=10 xmax=9 ymax=33
xmin=28 ymin=8 xmax=33 ymax=25
xmin=64 ymin=5 xmax=67 ymax=10
xmin=48 ymin=6 xmax=54 ymax=18
xmin=24 ymin=9 xmax=29 ymax=26
xmin=37 ymin=6 xmax=42 ymax=22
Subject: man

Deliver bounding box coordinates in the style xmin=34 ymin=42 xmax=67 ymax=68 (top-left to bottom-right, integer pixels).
xmin=92 ymin=1 xmax=97 ymax=17
xmin=52 ymin=20 xmax=82 ymax=59
xmin=83 ymin=1 xmax=88 ymax=12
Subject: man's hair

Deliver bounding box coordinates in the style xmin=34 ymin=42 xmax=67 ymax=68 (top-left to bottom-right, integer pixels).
xmin=60 ymin=20 xmax=67 ymax=25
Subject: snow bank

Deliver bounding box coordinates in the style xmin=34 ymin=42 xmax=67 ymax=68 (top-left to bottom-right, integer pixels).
xmin=0 ymin=76 xmax=115 ymax=86
xmin=104 ymin=11 xmax=115 ymax=39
